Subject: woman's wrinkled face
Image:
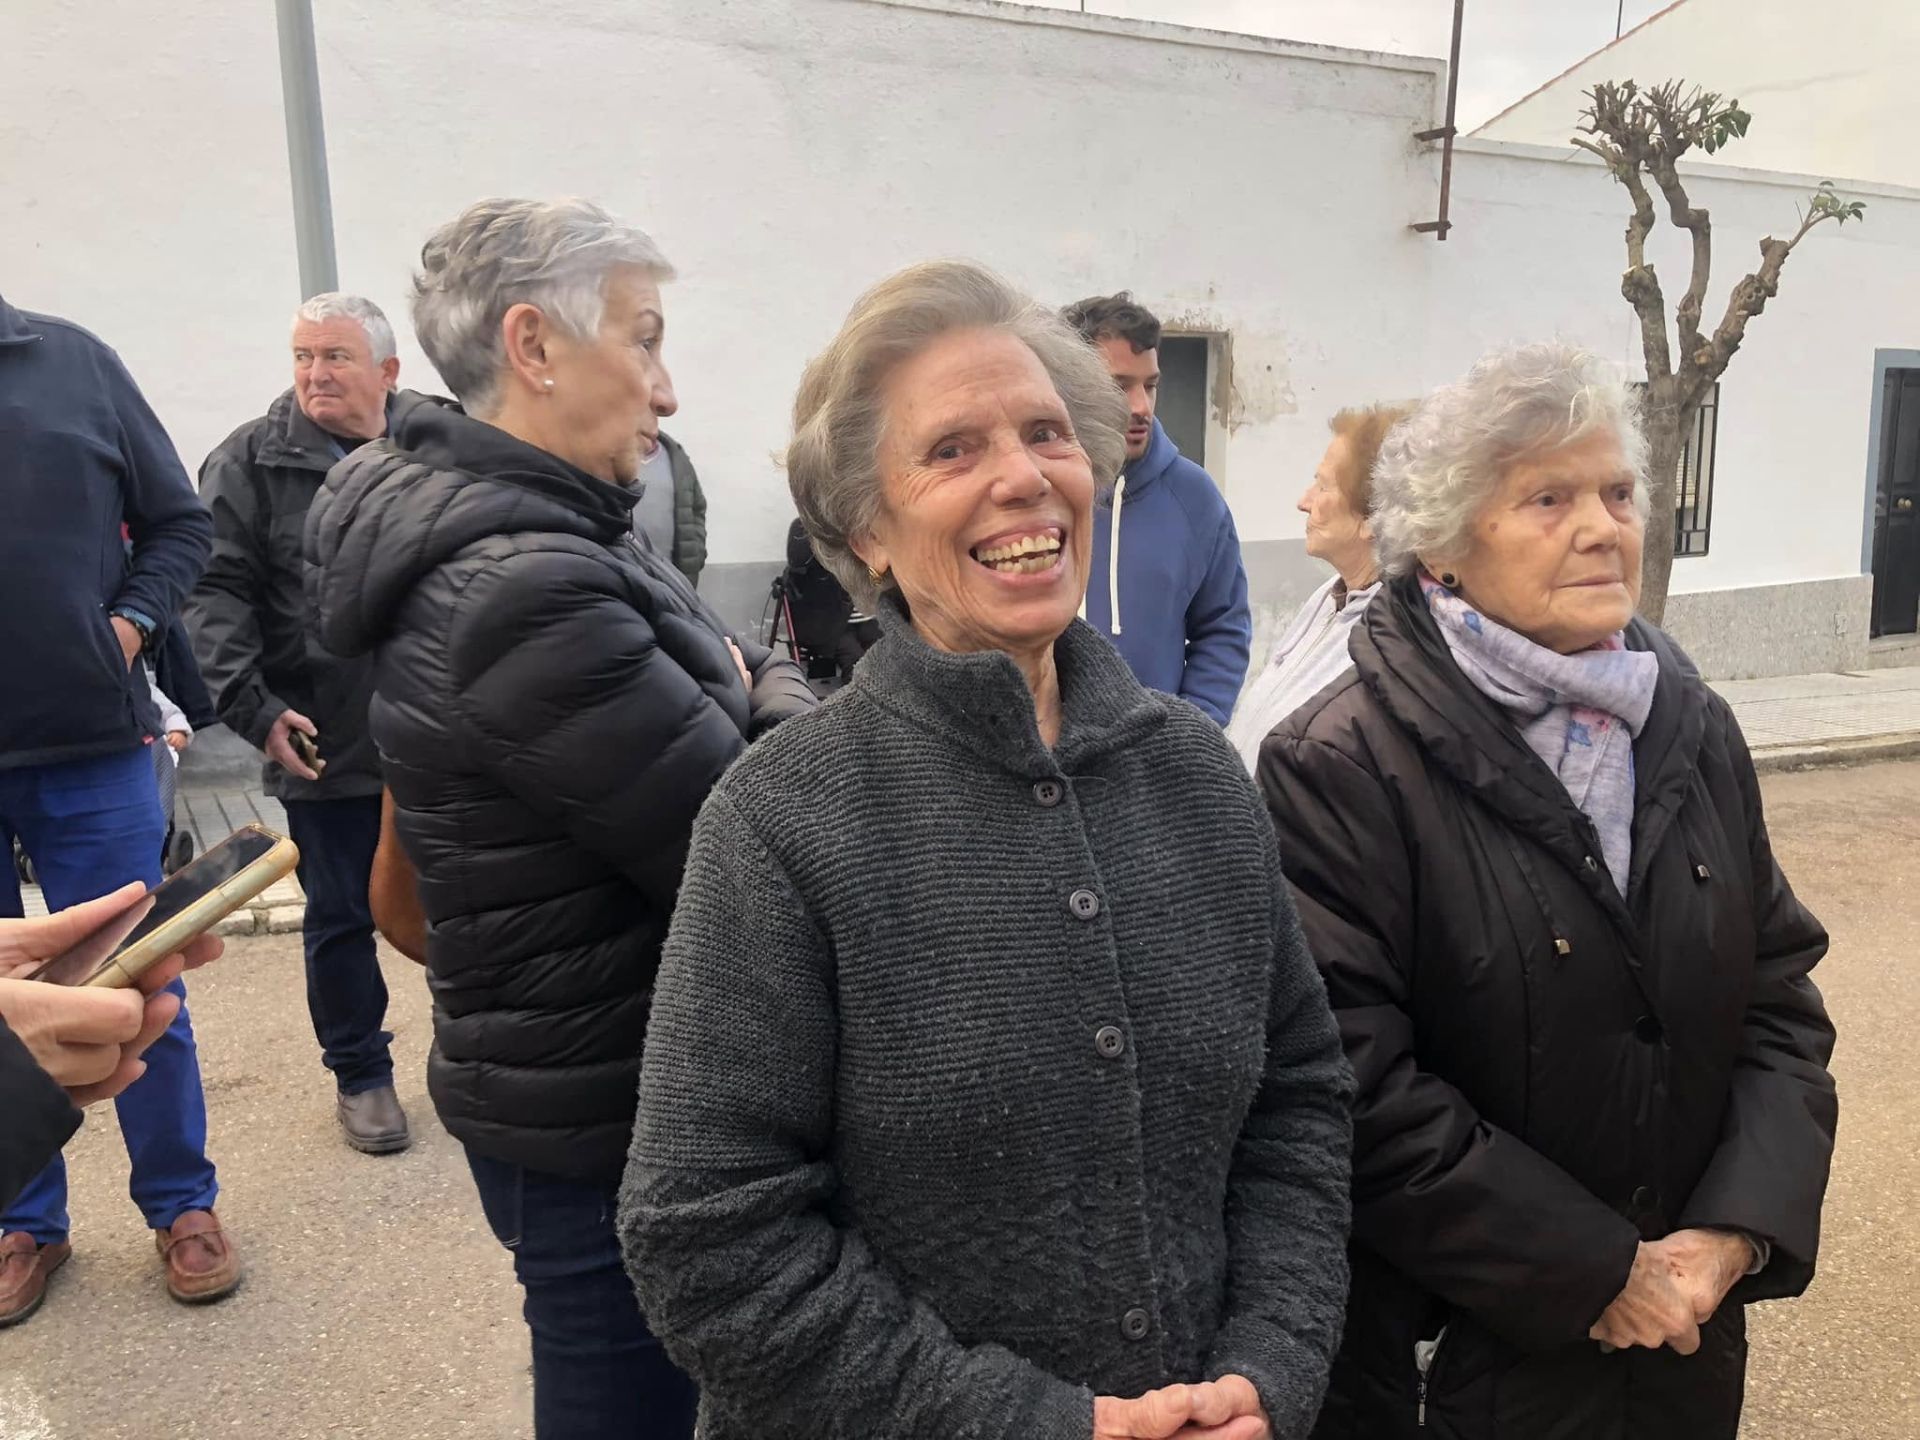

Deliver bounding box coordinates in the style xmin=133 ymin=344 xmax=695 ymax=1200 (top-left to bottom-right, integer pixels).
xmin=1439 ymin=429 xmax=1645 ymax=654
xmin=543 ymin=266 xmax=679 ymax=486
xmin=1298 ymin=433 xmax=1371 ymax=574
xmin=854 ymin=328 xmax=1095 ymax=659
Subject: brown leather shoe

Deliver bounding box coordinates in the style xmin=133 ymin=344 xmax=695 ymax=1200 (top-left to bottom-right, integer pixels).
xmin=154 ymin=1209 xmax=239 ymax=1304
xmin=0 ymin=1231 xmax=71 ymax=1326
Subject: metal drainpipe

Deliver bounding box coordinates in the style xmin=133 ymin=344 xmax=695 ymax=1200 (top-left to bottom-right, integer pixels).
xmin=1412 ymin=0 xmax=1466 ymax=241
xmin=274 ymin=0 xmax=339 ymax=298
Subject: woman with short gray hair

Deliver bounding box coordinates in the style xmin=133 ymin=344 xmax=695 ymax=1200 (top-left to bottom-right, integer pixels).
xmin=620 ymin=260 xmax=1354 ymax=1440
xmin=306 ymin=198 xmax=811 ymax=1440
xmin=1259 ymin=342 xmax=1837 ymax=1440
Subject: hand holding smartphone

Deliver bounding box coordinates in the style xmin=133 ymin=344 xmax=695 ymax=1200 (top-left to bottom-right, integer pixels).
xmin=21 ymin=825 xmax=299 ymax=989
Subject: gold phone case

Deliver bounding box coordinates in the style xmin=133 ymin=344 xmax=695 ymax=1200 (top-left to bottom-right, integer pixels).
xmin=84 ymin=825 xmax=301 ymax=989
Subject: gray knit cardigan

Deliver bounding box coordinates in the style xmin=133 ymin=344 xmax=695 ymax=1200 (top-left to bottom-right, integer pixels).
xmin=619 ymin=605 xmax=1354 ymax=1439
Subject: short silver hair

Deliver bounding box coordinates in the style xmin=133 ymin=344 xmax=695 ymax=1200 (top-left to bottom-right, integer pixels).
xmin=293 ymin=292 xmax=396 ymax=364
xmin=1371 ymin=341 xmax=1652 ymax=577
xmin=410 ymin=198 xmax=675 ymax=415
xmin=788 ymin=260 xmax=1128 ymax=611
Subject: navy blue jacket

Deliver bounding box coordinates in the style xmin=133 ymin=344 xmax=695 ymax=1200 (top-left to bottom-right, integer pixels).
xmin=0 ymin=296 xmax=212 ymax=768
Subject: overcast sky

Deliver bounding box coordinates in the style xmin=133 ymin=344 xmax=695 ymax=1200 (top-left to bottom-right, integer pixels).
xmin=1025 ymin=0 xmax=1673 ymax=129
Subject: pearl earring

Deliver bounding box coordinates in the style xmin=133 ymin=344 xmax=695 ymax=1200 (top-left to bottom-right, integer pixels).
xmin=543 ymin=379 xmax=555 ymax=391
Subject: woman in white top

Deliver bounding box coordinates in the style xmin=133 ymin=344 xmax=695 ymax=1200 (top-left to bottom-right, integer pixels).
xmin=1227 ymin=403 xmax=1410 ymax=771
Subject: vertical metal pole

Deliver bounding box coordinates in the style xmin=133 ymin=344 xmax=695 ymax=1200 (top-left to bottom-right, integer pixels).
xmin=1434 ymin=0 xmax=1465 ymax=241
xmin=275 ymin=0 xmax=338 ymax=298
xmin=1411 ymin=0 xmax=1465 ymax=239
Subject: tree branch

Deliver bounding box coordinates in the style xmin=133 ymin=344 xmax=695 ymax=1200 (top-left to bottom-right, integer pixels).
xmin=1614 ymin=161 xmax=1673 ymax=383
xmin=1648 ymin=155 xmax=1712 ymax=379
xmin=1700 ymin=207 xmax=1835 ymax=396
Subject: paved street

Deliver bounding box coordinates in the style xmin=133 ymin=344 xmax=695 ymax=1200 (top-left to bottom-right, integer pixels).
xmin=2 ymin=761 xmax=1917 ymax=1437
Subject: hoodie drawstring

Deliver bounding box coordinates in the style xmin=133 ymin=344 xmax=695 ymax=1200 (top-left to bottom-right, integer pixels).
xmin=1077 ymin=471 xmax=1127 ymax=635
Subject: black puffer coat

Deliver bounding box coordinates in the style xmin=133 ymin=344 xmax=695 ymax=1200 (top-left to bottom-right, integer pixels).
xmin=305 ymin=400 xmax=812 ymax=1179
xmin=1259 ymin=575 xmax=1837 ymax=1440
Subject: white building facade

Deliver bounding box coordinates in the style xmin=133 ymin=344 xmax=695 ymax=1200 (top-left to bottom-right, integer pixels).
xmin=6 ymin=0 xmax=1917 ymax=678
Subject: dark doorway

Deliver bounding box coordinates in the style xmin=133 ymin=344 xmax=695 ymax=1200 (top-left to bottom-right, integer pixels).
xmin=1871 ymin=369 xmax=1920 ymax=637
xmin=1157 ymin=335 xmax=1212 ymax=471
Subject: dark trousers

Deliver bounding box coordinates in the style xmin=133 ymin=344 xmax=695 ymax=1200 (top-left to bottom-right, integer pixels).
xmin=465 ymin=1148 xmax=697 ymax=1440
xmin=283 ymin=796 xmax=393 ymax=1094
xmin=0 ymin=747 xmax=218 ymax=1242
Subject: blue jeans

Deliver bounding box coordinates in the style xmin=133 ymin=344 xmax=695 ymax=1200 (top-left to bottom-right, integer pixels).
xmin=465 ymin=1148 xmax=697 ymax=1440
xmin=0 ymin=747 xmax=219 ymax=1242
xmin=282 ymin=796 xmax=393 ymax=1094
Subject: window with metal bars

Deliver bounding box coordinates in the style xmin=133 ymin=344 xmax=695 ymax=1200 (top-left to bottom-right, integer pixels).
xmin=1632 ymin=382 xmax=1718 ymax=557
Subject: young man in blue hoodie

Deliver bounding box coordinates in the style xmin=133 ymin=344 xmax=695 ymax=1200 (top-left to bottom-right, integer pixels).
xmin=1063 ymin=293 xmax=1251 ymax=724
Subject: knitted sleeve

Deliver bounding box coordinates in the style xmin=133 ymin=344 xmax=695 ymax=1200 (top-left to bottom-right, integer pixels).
xmin=618 ymin=785 xmax=1095 ymax=1440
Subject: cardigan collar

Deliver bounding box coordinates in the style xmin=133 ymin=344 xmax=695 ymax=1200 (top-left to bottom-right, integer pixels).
xmin=853 ymin=597 xmax=1166 ymax=777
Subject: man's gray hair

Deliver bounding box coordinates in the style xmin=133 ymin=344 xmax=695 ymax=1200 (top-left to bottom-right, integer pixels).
xmin=1370 ymin=340 xmax=1652 ymax=577
xmin=788 ymin=260 xmax=1128 ymax=611
xmin=293 ymin=292 xmax=397 ymax=364
xmin=410 ymin=197 xmax=675 ymax=415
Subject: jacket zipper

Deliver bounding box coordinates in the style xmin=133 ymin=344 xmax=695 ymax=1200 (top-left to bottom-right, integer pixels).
xmin=1414 ymin=1327 xmax=1447 ymax=1429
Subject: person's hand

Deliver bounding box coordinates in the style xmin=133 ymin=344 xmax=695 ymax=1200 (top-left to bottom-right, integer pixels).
xmin=165 ymin=730 xmax=192 ymax=752
xmin=265 ymin=707 xmax=322 ymax=781
xmin=109 ymin=615 xmax=143 ymax=669
xmin=1649 ymin=1228 xmax=1754 ymax=1325
xmin=1094 ymin=1378 xmax=1269 ymax=1440
xmin=1589 ymin=1240 xmax=1701 ymax=1354
xmin=0 ymin=883 xmax=224 ymax=983
xmin=725 ymin=638 xmax=753 ymax=692
xmin=0 ymin=885 xmax=222 ymax=1104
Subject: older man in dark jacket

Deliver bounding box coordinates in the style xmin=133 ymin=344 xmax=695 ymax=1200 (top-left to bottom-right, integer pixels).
xmin=0 ymin=292 xmax=233 ymax=1323
xmin=186 ymin=293 xmax=426 ymax=1156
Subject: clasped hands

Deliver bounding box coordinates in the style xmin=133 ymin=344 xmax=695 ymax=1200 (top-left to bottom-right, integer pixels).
xmin=1588 ymin=1229 xmax=1756 ymax=1356
xmin=1094 ymin=1374 xmax=1269 ymax=1440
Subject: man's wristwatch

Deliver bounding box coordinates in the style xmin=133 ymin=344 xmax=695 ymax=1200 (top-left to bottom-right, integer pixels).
xmin=109 ymin=605 xmax=158 ymax=653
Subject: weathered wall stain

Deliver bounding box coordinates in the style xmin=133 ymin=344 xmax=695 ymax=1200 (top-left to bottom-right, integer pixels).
xmin=1161 ymin=302 xmax=1297 ymax=430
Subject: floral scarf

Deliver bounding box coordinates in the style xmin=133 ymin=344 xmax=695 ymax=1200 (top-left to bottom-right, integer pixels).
xmin=1419 ymin=572 xmax=1658 ymax=895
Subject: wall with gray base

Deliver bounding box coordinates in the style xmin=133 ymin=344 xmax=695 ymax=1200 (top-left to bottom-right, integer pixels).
xmin=1663 ymin=575 xmax=1873 ymax=681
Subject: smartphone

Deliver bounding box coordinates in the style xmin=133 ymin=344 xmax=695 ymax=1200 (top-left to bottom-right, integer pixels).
xmin=289 ymin=729 xmax=325 ymax=775
xmin=25 ymin=824 xmax=300 ymax=989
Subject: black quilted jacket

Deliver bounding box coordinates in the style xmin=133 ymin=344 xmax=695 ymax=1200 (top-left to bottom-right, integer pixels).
xmin=305 ymin=399 xmax=811 ymax=1179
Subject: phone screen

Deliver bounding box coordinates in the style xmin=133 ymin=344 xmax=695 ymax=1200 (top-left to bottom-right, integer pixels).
xmin=31 ymin=828 xmax=282 ymax=986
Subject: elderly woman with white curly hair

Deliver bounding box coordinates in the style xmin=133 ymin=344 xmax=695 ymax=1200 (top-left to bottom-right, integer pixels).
xmin=305 ymin=198 xmax=812 ymax=1440
xmin=619 ymin=260 xmax=1355 ymax=1440
xmin=1258 ymin=342 xmax=1837 ymax=1440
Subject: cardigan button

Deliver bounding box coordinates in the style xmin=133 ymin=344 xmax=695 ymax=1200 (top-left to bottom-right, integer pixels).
xmin=1094 ymin=1025 xmax=1126 ymax=1060
xmin=1583 ymin=854 xmax=1600 ymax=873
xmin=1120 ymin=1307 xmax=1151 ymax=1342
xmin=1069 ymin=889 xmax=1101 ymax=921
xmin=1630 ymin=1184 xmax=1659 ymax=1212
xmin=1633 ymin=1014 xmax=1664 ymax=1045
xmin=1033 ymin=779 xmax=1065 ymax=808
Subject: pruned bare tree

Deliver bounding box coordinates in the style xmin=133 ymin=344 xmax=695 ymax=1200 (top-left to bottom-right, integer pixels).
xmin=1573 ymin=79 xmax=1865 ymax=620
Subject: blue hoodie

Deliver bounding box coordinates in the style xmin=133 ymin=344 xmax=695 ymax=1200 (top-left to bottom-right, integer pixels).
xmin=1082 ymin=419 xmax=1250 ymax=724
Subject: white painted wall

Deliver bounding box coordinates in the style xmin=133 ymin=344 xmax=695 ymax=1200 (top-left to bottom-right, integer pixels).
xmin=1474 ymin=0 xmax=1920 ymax=191
xmin=4 ymin=0 xmax=1917 ymax=618
xmin=1437 ymin=140 xmax=1920 ymax=596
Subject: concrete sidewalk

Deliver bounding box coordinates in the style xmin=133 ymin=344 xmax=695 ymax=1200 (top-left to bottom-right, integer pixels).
xmin=1714 ymin=664 xmax=1920 ymax=772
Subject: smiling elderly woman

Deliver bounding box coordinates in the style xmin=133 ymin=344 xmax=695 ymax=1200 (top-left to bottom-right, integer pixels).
xmin=619 ymin=261 xmax=1355 ymax=1440
xmin=1259 ymin=343 xmax=1837 ymax=1440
